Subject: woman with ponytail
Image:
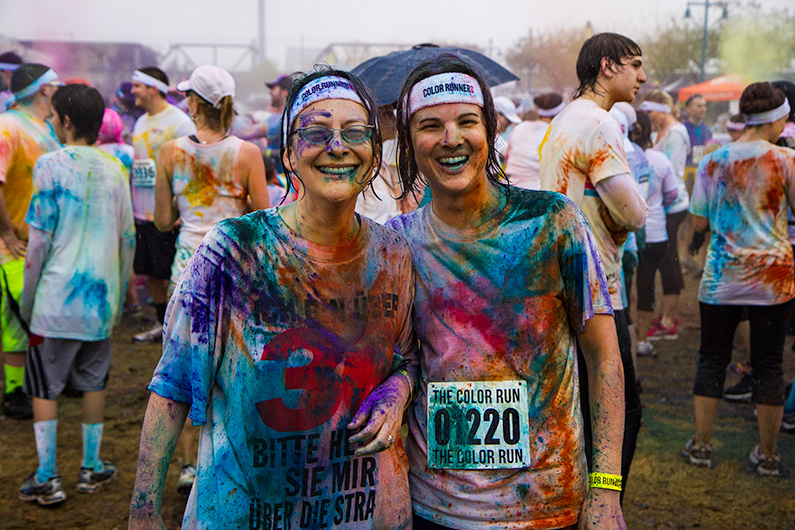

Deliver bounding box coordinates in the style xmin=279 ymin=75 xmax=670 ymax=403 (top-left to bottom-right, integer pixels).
xmin=152 ymin=65 xmax=268 ymax=494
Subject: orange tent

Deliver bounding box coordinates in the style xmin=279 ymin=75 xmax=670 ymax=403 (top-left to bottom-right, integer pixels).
xmin=677 ymin=75 xmax=748 ymax=103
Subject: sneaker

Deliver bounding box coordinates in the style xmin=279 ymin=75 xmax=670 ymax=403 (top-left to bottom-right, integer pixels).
xmin=723 ymin=373 xmax=753 ymax=402
xmin=125 ymin=302 xmax=145 ymax=318
xmin=3 ymin=387 xmax=33 ymax=419
xmin=76 ymin=461 xmax=117 ymax=493
xmin=19 ymin=472 xmax=67 ymax=506
xmin=682 ymin=437 xmax=712 ymax=468
xmin=637 ymin=340 xmax=656 ymax=357
xmin=177 ymin=464 xmax=196 ymax=494
xmin=647 ymin=319 xmax=678 ymax=341
xmin=749 ymin=445 xmax=781 ymax=477
xmin=781 ymin=412 xmax=795 ymax=434
xmin=133 ymin=323 xmax=163 ymax=343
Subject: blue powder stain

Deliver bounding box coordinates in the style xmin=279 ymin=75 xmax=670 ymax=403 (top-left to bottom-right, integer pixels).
xmin=65 ymin=272 xmax=109 ymax=318
xmin=33 ymin=183 xmax=81 ymax=232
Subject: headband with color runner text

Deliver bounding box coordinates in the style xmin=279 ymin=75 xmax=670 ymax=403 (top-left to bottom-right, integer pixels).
xmin=406 ymin=72 xmax=484 ymax=120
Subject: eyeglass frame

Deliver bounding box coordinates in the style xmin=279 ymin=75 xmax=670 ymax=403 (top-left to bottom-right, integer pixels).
xmin=291 ymin=124 xmax=375 ymax=145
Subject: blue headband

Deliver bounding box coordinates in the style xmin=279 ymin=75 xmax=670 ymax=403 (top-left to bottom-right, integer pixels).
xmin=11 ymin=69 xmax=60 ymax=102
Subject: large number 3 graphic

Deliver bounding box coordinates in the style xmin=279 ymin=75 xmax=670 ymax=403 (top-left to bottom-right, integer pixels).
xmin=255 ymin=327 xmax=348 ymax=432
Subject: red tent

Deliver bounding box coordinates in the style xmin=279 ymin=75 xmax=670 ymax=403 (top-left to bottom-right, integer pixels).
xmin=677 ymin=75 xmax=748 ymax=103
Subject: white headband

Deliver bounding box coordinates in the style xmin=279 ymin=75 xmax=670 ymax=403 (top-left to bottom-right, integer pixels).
xmin=407 ymin=73 xmax=484 ymax=118
xmin=639 ymin=101 xmax=672 ymax=113
xmin=132 ymin=70 xmax=169 ymax=95
xmin=12 ymin=68 xmax=60 ymax=102
xmin=0 ymin=62 xmax=19 ymax=71
xmin=726 ymin=121 xmax=746 ymax=131
xmin=282 ymin=76 xmax=366 ymax=148
xmin=745 ymin=100 xmax=791 ymax=126
xmin=537 ymin=101 xmax=565 ymax=117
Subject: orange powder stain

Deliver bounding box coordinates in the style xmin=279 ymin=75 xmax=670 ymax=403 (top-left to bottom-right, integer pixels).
xmin=179 ymin=148 xmax=221 ymax=208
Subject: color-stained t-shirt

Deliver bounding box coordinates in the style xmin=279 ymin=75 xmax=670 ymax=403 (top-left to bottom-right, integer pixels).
xmin=644 ymin=149 xmax=679 ymax=243
xmin=24 ymin=146 xmax=135 ymax=340
xmin=131 ymin=104 xmax=195 ymax=221
xmin=168 ymin=135 xmax=248 ymax=287
xmin=387 ymin=188 xmax=613 ymax=530
xmin=653 ymin=121 xmax=690 ymax=214
xmin=97 ymin=142 xmax=134 ymax=175
xmin=539 ymin=98 xmax=632 ymax=310
xmin=149 ymin=209 xmax=417 ymax=530
xmin=690 ymin=141 xmax=795 ymax=305
xmin=506 ymin=120 xmax=549 ymax=190
xmin=0 ymin=109 xmax=61 ymax=261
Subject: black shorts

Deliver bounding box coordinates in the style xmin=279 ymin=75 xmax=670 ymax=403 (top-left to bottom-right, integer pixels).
xmin=134 ymin=220 xmax=178 ymax=279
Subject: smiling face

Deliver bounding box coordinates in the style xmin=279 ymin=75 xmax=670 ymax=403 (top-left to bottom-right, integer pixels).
xmin=686 ymin=96 xmax=707 ymax=123
xmin=409 ymin=102 xmax=490 ymax=198
xmin=284 ymin=98 xmax=375 ymax=207
xmin=606 ymin=55 xmax=646 ymax=104
xmin=131 ymin=81 xmax=159 ymax=110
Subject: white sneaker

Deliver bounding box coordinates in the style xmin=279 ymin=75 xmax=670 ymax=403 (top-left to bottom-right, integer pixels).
xmin=133 ymin=324 xmax=163 ymax=343
xmin=177 ymin=464 xmax=196 ymax=494
xmin=637 ymin=340 xmax=655 ymax=357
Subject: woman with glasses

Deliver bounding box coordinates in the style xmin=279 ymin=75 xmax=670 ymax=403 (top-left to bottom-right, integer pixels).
xmin=129 ymin=67 xmax=417 ymax=530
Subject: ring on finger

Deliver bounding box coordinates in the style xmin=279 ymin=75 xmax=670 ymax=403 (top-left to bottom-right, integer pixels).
xmin=387 ymin=434 xmax=395 ymax=445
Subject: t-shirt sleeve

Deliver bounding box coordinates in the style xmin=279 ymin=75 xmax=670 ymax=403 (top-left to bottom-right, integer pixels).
xmin=556 ymin=198 xmax=613 ymax=334
xmin=585 ymin=120 xmax=631 ymax=186
xmin=148 ymin=226 xmax=229 ymax=425
xmin=0 ymin=121 xmax=17 ymax=183
xmin=25 ymin=156 xmax=58 ymax=233
xmin=689 ymin=155 xmax=711 ymax=218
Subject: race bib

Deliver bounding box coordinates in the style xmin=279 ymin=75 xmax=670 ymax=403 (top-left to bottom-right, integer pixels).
xmin=427 ymin=381 xmax=531 ymax=470
xmin=132 ymin=159 xmax=156 ymax=188
xmin=691 ymin=145 xmax=706 ymax=165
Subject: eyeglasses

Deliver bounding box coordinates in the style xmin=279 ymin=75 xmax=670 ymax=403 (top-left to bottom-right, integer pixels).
xmin=292 ymin=125 xmax=373 ymax=145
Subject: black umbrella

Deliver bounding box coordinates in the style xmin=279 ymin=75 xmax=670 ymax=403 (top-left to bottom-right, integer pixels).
xmin=351 ymin=44 xmax=519 ymax=107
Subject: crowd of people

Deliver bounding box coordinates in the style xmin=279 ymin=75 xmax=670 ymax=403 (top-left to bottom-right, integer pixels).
xmin=0 ymin=30 xmax=794 ymax=529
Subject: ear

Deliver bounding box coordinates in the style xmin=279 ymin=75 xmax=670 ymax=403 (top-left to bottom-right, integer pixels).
xmin=282 ymin=142 xmax=296 ymax=174
xmin=61 ymin=114 xmax=73 ymax=131
xmin=600 ymin=57 xmax=615 ymax=78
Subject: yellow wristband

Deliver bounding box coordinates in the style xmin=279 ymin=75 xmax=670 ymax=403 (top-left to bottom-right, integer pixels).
xmin=588 ymin=472 xmax=622 ymax=491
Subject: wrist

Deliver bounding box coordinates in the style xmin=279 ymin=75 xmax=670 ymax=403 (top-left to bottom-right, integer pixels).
xmin=588 ymin=472 xmax=622 ymax=491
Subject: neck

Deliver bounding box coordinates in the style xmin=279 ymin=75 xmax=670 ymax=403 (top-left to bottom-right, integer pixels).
xmin=146 ymin=97 xmax=168 ymax=116
xmin=579 ymin=84 xmax=616 ymax=111
xmin=282 ymin=196 xmax=360 ymax=246
xmin=16 ymin=98 xmax=49 ymax=121
xmin=660 ymin=115 xmax=677 ymax=130
xmin=739 ymin=124 xmax=778 ymax=144
xmin=65 ymin=137 xmax=90 ymax=147
xmin=431 ymin=179 xmax=505 ymax=229
xmin=194 ymin=122 xmax=226 ymax=144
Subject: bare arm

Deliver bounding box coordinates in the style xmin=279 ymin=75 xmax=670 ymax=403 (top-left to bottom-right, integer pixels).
xmin=576 ymin=313 xmax=626 ymax=530
xmin=0 ymin=185 xmax=25 ymax=258
xmin=20 ymin=226 xmax=52 ymax=323
xmin=239 ymin=141 xmax=270 ymax=212
xmin=594 ymin=172 xmax=648 ymax=232
xmin=128 ymin=393 xmax=189 ymax=530
xmin=154 ymin=141 xmax=178 ymax=232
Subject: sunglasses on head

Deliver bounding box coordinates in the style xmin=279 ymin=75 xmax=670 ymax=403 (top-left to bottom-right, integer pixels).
xmin=292 ymin=125 xmax=373 ymax=145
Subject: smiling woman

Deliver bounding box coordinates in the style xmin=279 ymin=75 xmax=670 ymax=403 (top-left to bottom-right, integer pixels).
xmin=128 ymin=67 xmax=418 ymax=530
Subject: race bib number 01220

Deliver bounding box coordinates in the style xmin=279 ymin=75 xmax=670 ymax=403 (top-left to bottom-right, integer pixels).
xmin=427 ymin=381 xmax=530 ymax=470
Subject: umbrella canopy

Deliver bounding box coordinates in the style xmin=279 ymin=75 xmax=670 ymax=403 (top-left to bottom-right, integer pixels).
xmin=677 ymin=74 xmax=748 ymax=103
xmin=352 ymin=44 xmax=519 ymax=106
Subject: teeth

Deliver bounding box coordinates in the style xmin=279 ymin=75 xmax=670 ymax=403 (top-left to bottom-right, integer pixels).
xmin=439 ymin=156 xmax=467 ymax=164
xmin=319 ymin=166 xmax=356 ymax=175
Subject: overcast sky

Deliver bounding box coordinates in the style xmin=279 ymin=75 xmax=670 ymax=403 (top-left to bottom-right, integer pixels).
xmin=1 ymin=0 xmax=792 ymax=72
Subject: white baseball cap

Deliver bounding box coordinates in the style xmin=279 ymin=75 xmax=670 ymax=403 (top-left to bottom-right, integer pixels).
xmin=494 ymin=96 xmax=521 ymax=124
xmin=177 ymin=65 xmax=235 ymax=108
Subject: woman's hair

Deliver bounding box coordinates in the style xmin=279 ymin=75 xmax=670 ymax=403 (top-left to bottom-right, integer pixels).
xmin=10 ymin=63 xmax=50 ymax=94
xmin=574 ymin=33 xmax=642 ymax=99
xmin=644 ymin=89 xmax=676 ymax=111
xmin=191 ymin=93 xmax=235 ymax=132
xmin=739 ymin=82 xmax=786 ymax=118
xmin=770 ymin=80 xmax=795 ymax=122
xmin=279 ymin=66 xmax=382 ymax=197
xmin=51 ymin=84 xmax=105 ymax=144
xmin=632 ymin=109 xmax=652 ymax=150
xmin=395 ymin=53 xmax=506 ymax=199
xmin=533 ymin=92 xmax=563 ymax=110
xmin=97 ymin=108 xmax=124 ymax=145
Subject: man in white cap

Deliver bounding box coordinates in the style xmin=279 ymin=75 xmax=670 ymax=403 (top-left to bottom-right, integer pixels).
xmin=129 ymin=67 xmax=195 ymax=343
xmin=0 ymin=63 xmax=62 ymax=420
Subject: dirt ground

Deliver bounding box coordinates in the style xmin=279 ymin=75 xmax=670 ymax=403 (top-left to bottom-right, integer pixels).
xmin=0 ymin=271 xmax=793 ymax=530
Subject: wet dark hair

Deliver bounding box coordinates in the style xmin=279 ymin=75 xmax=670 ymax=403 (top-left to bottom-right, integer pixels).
xmin=632 ymin=109 xmax=652 ymax=150
xmin=739 ymin=82 xmax=786 ymax=121
xmin=395 ymin=53 xmax=507 ymax=199
xmin=771 ymin=80 xmax=795 ymax=122
xmin=137 ymin=66 xmax=169 ymax=96
xmin=51 ymin=84 xmax=105 ymax=144
xmin=685 ymin=94 xmax=705 ymax=107
xmin=279 ymin=66 xmax=382 ymax=198
xmin=728 ymin=113 xmax=745 ymax=125
xmin=10 ymin=63 xmax=50 ymax=94
xmin=574 ymin=33 xmax=642 ymax=99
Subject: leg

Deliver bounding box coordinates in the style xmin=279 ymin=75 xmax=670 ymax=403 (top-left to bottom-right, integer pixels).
xmin=82 ymin=389 xmax=106 ymax=424
xmin=659 ymin=211 xmax=687 ymax=330
xmin=694 ymin=395 xmax=720 ymax=444
xmin=614 ymin=309 xmax=641 ymax=503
